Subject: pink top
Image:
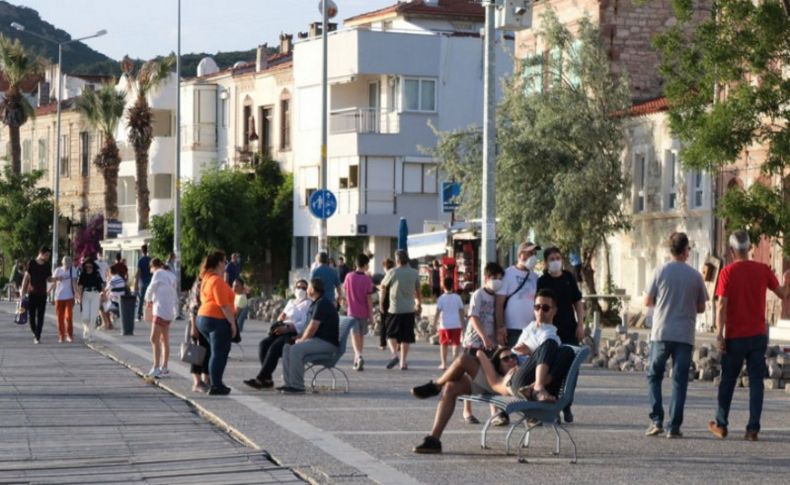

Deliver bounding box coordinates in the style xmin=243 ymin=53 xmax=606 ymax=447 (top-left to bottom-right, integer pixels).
xmin=344 ymin=271 xmax=374 ymax=319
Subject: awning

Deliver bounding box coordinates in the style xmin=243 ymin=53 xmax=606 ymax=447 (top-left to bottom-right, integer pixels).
xmin=99 ymin=233 xmax=151 ymax=252
xmin=407 ymin=230 xmax=448 ymax=259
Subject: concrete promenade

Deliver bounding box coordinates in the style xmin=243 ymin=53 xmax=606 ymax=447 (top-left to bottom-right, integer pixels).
xmin=2 ymin=302 xmax=789 ymax=484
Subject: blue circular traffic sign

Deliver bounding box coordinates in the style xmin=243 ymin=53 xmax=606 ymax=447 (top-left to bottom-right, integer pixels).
xmin=309 ymin=189 xmax=337 ymax=219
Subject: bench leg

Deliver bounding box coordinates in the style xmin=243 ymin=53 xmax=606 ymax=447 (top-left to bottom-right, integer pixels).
xmin=517 ymin=422 xmax=542 ymax=463
xmin=558 ymin=425 xmax=578 ymax=464
xmin=505 ymin=417 xmax=526 ymax=455
xmin=551 ymin=424 xmax=561 ymax=456
xmin=481 ymin=415 xmax=495 ymax=449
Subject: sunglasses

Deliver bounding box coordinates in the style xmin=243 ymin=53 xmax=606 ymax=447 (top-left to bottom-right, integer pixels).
xmin=534 ymin=304 xmax=553 ymax=313
xmin=500 ymin=354 xmax=517 ymax=362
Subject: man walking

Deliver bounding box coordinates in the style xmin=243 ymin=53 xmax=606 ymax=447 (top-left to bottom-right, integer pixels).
xmin=380 ymin=250 xmax=421 ymax=370
xmin=310 ymin=252 xmax=342 ymax=304
xmin=20 ymin=246 xmax=53 ymax=344
xmin=344 ymin=254 xmax=374 ymax=371
xmin=224 ymin=252 xmax=241 ymax=287
xmin=136 ymin=244 xmax=152 ymax=321
xmin=496 ymin=242 xmax=540 ymax=347
xmin=708 ymin=230 xmax=790 ymax=442
xmin=644 ymin=232 xmax=708 ymax=438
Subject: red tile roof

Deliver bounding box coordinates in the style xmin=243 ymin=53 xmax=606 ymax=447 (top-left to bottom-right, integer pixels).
xmin=345 ymin=0 xmax=484 ymax=25
xmin=628 ymin=97 xmax=669 ymax=117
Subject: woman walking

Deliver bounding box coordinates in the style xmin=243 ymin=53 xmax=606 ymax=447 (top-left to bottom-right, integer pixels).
xmin=144 ymin=258 xmax=178 ymax=378
xmin=197 ymin=251 xmax=237 ymax=395
xmin=76 ymin=259 xmax=104 ymax=342
xmin=52 ymin=256 xmax=78 ymax=343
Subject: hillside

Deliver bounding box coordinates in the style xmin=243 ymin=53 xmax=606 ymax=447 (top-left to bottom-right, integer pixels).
xmin=0 ymin=2 xmax=271 ymax=78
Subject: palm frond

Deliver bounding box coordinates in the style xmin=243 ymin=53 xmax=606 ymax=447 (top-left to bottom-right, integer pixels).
xmin=138 ymin=54 xmax=176 ymax=97
xmin=76 ymin=83 xmax=126 ymax=136
xmin=0 ymin=34 xmax=43 ymax=87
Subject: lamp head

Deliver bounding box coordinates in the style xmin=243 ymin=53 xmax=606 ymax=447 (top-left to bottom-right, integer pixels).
xmin=95 ymin=29 xmax=108 ymax=37
xmin=319 ymin=0 xmax=338 ymax=19
xmin=10 ymin=22 xmax=24 ymax=31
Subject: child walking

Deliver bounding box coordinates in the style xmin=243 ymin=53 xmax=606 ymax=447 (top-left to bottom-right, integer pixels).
xmin=433 ymin=277 xmax=464 ymax=369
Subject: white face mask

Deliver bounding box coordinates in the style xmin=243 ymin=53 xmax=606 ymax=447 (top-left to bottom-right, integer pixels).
xmin=548 ymin=260 xmax=562 ymax=274
xmin=294 ymin=288 xmax=307 ymax=300
xmin=524 ymin=255 xmax=537 ymax=271
xmin=486 ymin=279 xmax=503 ymax=292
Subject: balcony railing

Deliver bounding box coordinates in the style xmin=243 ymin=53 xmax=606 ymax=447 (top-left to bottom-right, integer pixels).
xmin=181 ymin=124 xmax=217 ymax=150
xmin=330 ymin=108 xmax=399 ymax=135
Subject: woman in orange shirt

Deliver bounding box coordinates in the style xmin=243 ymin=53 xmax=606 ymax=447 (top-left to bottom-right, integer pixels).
xmin=196 ymin=250 xmax=238 ymax=395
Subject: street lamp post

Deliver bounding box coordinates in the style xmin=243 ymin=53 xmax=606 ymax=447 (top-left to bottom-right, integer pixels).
xmin=318 ymin=0 xmax=337 ymax=253
xmin=11 ymin=22 xmax=107 ymax=271
xmin=174 ymin=0 xmax=182 ymax=295
xmin=481 ymin=0 xmax=497 ymax=284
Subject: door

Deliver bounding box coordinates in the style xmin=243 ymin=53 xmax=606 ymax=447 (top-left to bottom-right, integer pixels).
xmin=367 ymin=81 xmax=380 ymax=133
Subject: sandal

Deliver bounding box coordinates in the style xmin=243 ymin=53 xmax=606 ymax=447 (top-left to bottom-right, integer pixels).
xmin=463 ymin=415 xmax=480 ymax=424
xmin=534 ymin=389 xmax=557 ymax=403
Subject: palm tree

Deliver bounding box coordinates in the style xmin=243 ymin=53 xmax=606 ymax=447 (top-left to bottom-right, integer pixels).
xmin=75 ymin=83 xmax=125 ymax=220
xmin=0 ymin=35 xmax=42 ymax=175
xmin=122 ymin=54 xmax=175 ymax=230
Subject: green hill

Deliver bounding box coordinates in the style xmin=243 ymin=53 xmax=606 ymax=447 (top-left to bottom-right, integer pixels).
xmin=0 ymin=1 xmax=273 ymax=78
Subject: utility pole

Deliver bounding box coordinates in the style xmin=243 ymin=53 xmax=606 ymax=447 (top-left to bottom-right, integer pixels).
xmin=174 ymin=0 xmax=182 ymax=292
xmin=481 ymin=0 xmax=497 ymax=285
xmin=319 ymin=1 xmax=331 ymax=252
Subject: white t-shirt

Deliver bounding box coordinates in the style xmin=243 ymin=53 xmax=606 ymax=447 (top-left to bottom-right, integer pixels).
xmin=515 ymin=321 xmax=561 ymax=352
xmin=52 ymin=266 xmax=77 ymax=301
xmin=496 ymin=266 xmax=538 ymax=330
xmin=436 ymin=292 xmax=464 ymax=330
xmin=144 ymin=269 xmax=178 ymax=321
xmin=107 ymin=274 xmax=127 ymax=303
xmin=283 ymin=297 xmax=312 ymax=334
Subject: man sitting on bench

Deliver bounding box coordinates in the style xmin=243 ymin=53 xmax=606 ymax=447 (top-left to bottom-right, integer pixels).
xmin=409 ymin=288 xmax=575 ymax=454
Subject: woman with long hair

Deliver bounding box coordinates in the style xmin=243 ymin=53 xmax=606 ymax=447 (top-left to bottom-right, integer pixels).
xmin=196 ymin=251 xmax=237 ymax=395
xmin=144 ymin=258 xmax=178 ymax=378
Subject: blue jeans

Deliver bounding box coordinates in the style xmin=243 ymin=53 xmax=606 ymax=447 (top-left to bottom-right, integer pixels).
xmin=647 ymin=341 xmax=693 ymax=432
xmin=197 ymin=316 xmax=232 ymax=389
xmin=715 ymin=335 xmax=768 ymax=432
xmin=136 ymin=282 xmax=149 ymax=319
xmin=236 ymin=306 xmax=249 ymax=334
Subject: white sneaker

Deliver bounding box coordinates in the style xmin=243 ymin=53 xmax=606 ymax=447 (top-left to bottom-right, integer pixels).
xmin=159 ymin=368 xmax=170 ymax=378
xmin=147 ymin=367 xmax=161 ymax=378
xmin=34 ymin=338 xmax=40 ymax=344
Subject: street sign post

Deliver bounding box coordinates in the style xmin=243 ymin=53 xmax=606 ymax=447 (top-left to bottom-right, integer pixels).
xmin=309 ymin=189 xmax=338 ymax=220
xmin=106 ymin=219 xmax=122 ymax=239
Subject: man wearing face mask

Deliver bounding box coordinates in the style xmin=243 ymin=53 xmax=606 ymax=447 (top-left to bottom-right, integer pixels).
xmin=243 ymin=279 xmax=312 ymax=389
xmin=496 ymin=242 xmax=541 ymax=349
xmin=537 ymin=247 xmax=585 ymax=423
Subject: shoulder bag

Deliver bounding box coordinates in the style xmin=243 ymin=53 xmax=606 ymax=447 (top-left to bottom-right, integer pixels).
xmin=503 ymin=269 xmax=530 ymax=311
xmin=180 ymin=318 xmax=207 ymax=366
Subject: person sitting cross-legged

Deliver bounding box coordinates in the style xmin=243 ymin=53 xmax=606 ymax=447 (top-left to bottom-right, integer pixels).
xmin=244 ymin=279 xmax=312 ymax=390
xmin=511 ymin=288 xmax=576 ymax=403
xmin=409 ymin=347 xmax=519 ymax=454
xmin=278 ymin=278 xmax=340 ymax=394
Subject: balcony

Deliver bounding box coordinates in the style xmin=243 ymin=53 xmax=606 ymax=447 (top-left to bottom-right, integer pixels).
xmin=330 ymin=108 xmax=400 ymax=135
xmin=181 ymin=124 xmax=216 ymax=151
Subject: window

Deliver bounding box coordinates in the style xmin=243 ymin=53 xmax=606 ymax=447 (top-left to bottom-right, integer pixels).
xmin=691 ymin=170 xmax=704 ymax=208
xmin=242 ymin=104 xmax=253 ymax=149
xmin=258 ymin=106 xmax=273 ymax=157
xmin=37 ymin=139 xmax=47 ymax=171
xmin=300 ymin=166 xmax=319 ymax=207
xmin=117 ymin=176 xmax=136 ymax=223
xmin=22 ymin=139 xmax=32 ymax=173
xmin=349 ymin=164 xmax=359 ymax=189
xmin=150 ymin=174 xmax=172 ymax=199
xmin=522 ymin=54 xmax=544 ymax=95
xmin=221 ymin=97 xmax=228 ymax=128
xmin=60 ymin=134 xmax=70 ymax=177
xmin=280 ymin=98 xmax=291 ymax=150
xmin=80 ymin=132 xmax=90 ymax=176
xmin=634 ymin=152 xmax=646 ymax=212
xmin=666 ymin=150 xmax=677 ymax=210
xmin=402 ymin=162 xmax=438 ymax=194
xmin=403 ymin=78 xmax=436 ymax=112
xmin=151 ymin=109 xmax=173 ymax=137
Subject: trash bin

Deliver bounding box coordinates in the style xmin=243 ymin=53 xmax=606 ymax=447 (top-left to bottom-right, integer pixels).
xmin=120 ymin=294 xmax=137 ymax=335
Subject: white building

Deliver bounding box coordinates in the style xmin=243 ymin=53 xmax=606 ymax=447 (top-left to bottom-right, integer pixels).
xmin=291 ymin=0 xmax=513 ymax=270
xmin=605 ymin=97 xmax=714 ymax=324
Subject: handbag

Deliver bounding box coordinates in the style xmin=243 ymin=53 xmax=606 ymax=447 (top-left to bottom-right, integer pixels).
xmin=14 ymin=296 xmax=28 ymax=325
xmin=179 ymin=320 xmax=207 ymax=366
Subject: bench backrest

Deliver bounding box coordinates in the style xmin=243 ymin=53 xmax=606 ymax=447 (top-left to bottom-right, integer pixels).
xmin=556 ymin=345 xmax=589 ymax=408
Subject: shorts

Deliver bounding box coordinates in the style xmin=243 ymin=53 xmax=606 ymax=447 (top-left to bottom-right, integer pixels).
xmin=470 ymin=367 xmax=496 ymax=395
xmin=386 ymin=313 xmax=415 ymax=344
xmin=153 ymin=316 xmax=171 ymax=327
xmin=438 ymin=328 xmax=462 ymax=346
xmin=350 ymin=317 xmax=370 ymax=336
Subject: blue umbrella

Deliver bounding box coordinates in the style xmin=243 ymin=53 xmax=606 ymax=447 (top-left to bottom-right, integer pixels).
xmin=397 ymin=217 xmax=409 ymax=252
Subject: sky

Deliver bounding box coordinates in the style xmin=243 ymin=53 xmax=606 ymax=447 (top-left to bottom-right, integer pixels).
xmin=13 ymin=0 xmax=396 ymax=60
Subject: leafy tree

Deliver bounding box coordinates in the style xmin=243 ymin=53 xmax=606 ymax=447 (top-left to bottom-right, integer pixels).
xmin=73 ymin=214 xmax=104 ymax=261
xmin=654 ymin=0 xmax=790 ymax=256
xmin=75 ymin=83 xmax=126 ymax=220
xmin=0 ymin=35 xmax=42 ymax=174
xmin=122 ymin=54 xmax=176 ymax=230
xmin=432 ymin=11 xmax=631 ymax=295
xmin=0 ymin=167 xmax=53 ymax=261
xmin=151 ymin=158 xmax=293 ymax=288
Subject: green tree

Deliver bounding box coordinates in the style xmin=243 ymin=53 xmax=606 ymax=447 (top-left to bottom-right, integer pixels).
xmin=0 ymin=167 xmax=53 ymax=261
xmin=75 ymin=83 xmax=126 ymax=220
xmin=122 ymin=54 xmax=176 ymax=230
xmin=654 ymin=0 xmax=790 ymax=256
xmin=150 ymin=158 xmax=293 ymax=288
xmin=0 ymin=35 xmax=43 ymax=174
xmin=433 ymin=11 xmax=631 ymax=295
